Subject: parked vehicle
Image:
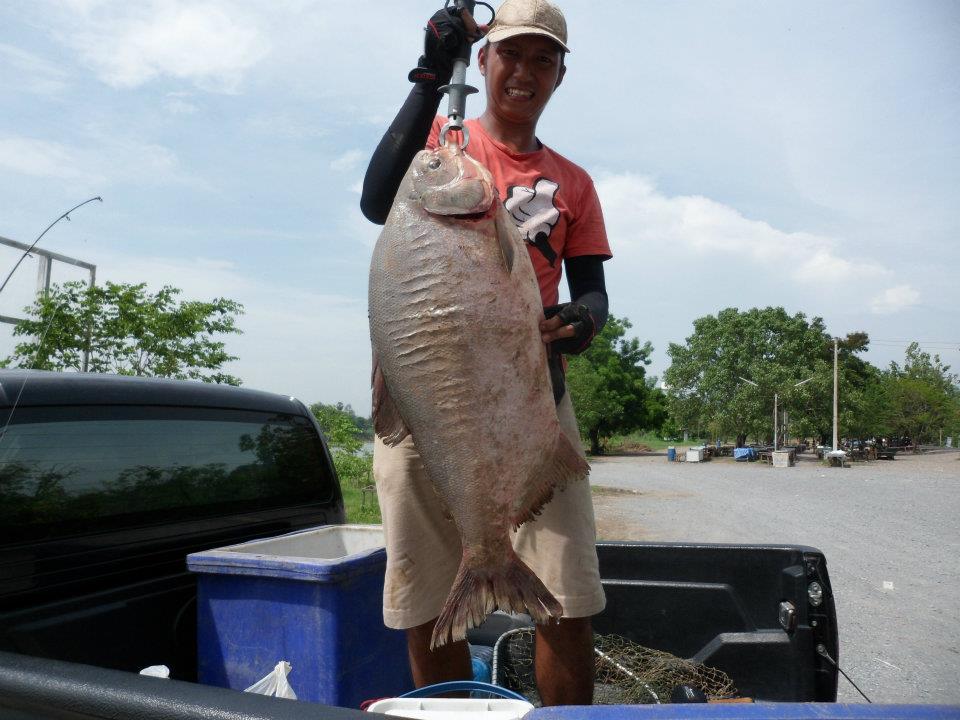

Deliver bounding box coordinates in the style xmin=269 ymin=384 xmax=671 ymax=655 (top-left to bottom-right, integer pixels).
xmin=0 ymin=370 xmax=345 ymax=681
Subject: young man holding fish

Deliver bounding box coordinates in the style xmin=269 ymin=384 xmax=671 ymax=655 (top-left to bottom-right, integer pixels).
xmin=361 ymin=0 xmax=610 ymax=706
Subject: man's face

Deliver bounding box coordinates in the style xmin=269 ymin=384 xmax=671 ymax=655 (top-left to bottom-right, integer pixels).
xmin=478 ymin=35 xmax=566 ymax=127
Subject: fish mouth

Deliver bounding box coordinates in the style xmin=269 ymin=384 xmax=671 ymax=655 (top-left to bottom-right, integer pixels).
xmin=429 ymin=207 xmax=493 ymax=221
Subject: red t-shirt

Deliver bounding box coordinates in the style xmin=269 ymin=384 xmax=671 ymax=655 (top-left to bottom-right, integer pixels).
xmin=427 ymin=117 xmax=611 ymax=307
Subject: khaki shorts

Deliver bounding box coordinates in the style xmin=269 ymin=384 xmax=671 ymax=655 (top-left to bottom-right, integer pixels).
xmin=373 ymin=393 xmax=606 ymax=630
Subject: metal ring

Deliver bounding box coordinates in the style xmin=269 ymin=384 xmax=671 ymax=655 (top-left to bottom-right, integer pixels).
xmin=444 ymin=0 xmax=495 ymax=26
xmin=439 ymin=121 xmax=470 ymax=150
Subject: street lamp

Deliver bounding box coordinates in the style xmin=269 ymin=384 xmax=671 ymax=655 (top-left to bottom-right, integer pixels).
xmin=739 ymin=375 xmax=815 ymax=449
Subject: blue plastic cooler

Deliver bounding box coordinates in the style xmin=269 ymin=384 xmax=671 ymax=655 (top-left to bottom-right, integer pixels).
xmin=187 ymin=524 xmax=411 ymax=708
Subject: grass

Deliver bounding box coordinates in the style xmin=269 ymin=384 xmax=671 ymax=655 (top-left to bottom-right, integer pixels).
xmin=602 ymin=430 xmax=707 ymax=454
xmin=332 ymin=451 xmax=382 ymax=524
xmin=339 ymin=477 xmax=382 ymax=524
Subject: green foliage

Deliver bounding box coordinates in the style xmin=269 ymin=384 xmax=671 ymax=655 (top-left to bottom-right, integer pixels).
xmin=339 ymin=476 xmax=381 ymax=524
xmin=842 ymin=370 xmax=893 ymax=441
xmin=885 ymin=343 xmax=960 ymax=445
xmin=4 ymin=280 xmax=243 ymax=384
xmin=566 ymin=315 xmax=658 ymax=454
xmin=663 ymin=307 xmax=873 ymax=445
xmin=310 ymin=401 xmax=379 ymax=523
xmin=311 ymin=402 xmax=365 ymax=454
xmin=333 ymin=451 xmax=379 ymax=523
xmin=604 ymin=430 xmax=676 ymax=453
xmin=664 ymin=308 xmax=960 ymax=448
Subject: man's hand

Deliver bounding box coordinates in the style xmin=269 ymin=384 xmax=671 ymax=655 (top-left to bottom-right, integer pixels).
xmin=410 ymin=7 xmax=486 ymax=85
xmin=541 ymin=303 xmax=597 ymax=355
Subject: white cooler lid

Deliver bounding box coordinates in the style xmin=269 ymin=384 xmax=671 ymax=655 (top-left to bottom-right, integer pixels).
xmin=366 ymin=697 xmax=534 ymax=720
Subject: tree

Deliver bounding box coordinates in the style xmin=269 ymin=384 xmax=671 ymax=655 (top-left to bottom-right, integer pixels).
xmin=566 ymin=315 xmax=657 ymax=454
xmin=886 ymin=343 xmax=960 ymax=447
xmin=310 ymin=402 xmax=365 ymax=454
xmin=4 ymin=281 xmax=243 ymax=384
xmin=663 ymin=307 xmax=868 ymax=446
xmin=310 ymin=402 xmax=375 ymax=518
xmin=842 ymin=369 xmax=894 ymax=443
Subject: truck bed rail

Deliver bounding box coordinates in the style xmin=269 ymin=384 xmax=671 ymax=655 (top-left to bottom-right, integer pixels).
xmin=0 ymin=651 xmax=370 ymax=720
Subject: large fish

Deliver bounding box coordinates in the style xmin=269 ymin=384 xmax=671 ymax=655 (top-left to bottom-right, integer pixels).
xmin=368 ymin=143 xmax=589 ymax=648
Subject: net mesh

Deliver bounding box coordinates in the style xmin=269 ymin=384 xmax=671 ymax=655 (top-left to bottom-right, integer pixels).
xmin=492 ymin=629 xmax=738 ymax=705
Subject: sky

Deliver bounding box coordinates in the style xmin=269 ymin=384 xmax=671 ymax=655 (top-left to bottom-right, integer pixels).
xmin=1 ymin=0 xmax=958 ymax=413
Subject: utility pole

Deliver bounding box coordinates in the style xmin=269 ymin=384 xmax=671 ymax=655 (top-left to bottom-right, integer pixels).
xmin=832 ymin=337 xmax=839 ymax=452
xmin=773 ymin=392 xmax=779 ymax=449
xmin=740 ymin=376 xmax=813 ymax=451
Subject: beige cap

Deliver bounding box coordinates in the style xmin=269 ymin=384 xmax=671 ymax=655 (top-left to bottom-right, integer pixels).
xmin=485 ymin=0 xmax=570 ymax=53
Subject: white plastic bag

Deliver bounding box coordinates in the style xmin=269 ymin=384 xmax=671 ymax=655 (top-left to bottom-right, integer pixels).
xmin=139 ymin=665 xmax=170 ymax=678
xmin=244 ymin=660 xmax=298 ymax=700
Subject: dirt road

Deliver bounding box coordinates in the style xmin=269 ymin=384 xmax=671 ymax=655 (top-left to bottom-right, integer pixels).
xmin=587 ymin=449 xmax=960 ymax=704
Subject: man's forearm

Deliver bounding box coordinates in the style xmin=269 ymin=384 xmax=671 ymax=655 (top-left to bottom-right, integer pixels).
xmin=360 ymin=83 xmax=444 ymax=225
xmin=566 ymin=254 xmax=609 ymax=334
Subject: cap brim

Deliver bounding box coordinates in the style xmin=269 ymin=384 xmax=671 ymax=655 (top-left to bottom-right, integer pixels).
xmin=485 ymin=25 xmax=570 ymax=53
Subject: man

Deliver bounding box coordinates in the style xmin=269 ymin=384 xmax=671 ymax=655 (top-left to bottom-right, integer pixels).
xmin=360 ymin=0 xmax=611 ymax=706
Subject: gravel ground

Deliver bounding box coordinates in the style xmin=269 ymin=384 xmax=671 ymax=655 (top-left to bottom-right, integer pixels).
xmin=586 ymin=448 xmax=960 ymax=705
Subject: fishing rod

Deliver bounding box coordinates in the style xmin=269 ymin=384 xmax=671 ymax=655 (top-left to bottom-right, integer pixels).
xmin=0 ymin=196 xmax=102 ymax=442
xmin=0 ymin=196 xmax=102 ymax=298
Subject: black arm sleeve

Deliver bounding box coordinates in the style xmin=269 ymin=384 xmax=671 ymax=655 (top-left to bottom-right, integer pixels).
xmin=360 ymin=83 xmax=444 ymax=225
xmin=565 ymin=254 xmax=609 ymax=334
xmin=543 ymin=254 xmax=610 ymax=403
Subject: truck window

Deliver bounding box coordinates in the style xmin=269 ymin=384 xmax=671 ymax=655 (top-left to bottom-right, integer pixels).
xmin=0 ymin=405 xmax=337 ymax=544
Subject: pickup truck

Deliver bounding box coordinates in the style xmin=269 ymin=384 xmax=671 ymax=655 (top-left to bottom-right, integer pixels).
xmin=0 ymin=370 xmax=840 ymax=718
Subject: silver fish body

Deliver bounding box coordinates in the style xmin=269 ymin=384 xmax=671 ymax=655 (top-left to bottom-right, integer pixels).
xmin=368 ymin=145 xmax=588 ymax=648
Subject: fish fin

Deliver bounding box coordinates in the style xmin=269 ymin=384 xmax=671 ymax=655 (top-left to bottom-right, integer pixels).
xmin=511 ymin=430 xmax=590 ymax=529
xmin=371 ymin=358 xmax=410 ymax=446
xmin=430 ymin=549 xmax=563 ymax=649
xmin=494 ymin=205 xmax=517 ymax=273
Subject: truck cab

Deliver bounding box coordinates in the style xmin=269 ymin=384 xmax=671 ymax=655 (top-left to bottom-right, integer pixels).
xmin=0 ymin=370 xmax=345 ymax=680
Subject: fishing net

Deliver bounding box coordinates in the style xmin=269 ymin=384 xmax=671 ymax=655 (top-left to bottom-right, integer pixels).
xmin=491 ymin=628 xmax=738 ymax=705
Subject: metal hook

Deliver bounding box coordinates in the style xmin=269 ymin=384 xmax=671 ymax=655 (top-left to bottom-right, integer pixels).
xmin=439 ymin=121 xmax=470 ymax=150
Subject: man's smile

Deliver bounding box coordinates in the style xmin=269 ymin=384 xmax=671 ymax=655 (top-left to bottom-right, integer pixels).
xmin=506 ymin=87 xmax=534 ymax=99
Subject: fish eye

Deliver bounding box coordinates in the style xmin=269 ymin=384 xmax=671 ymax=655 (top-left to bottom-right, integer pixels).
xmin=427 ymin=157 xmax=442 ymax=170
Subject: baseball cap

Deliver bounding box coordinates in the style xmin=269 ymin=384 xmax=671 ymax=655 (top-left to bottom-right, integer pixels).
xmin=485 ymin=0 xmax=570 ymax=53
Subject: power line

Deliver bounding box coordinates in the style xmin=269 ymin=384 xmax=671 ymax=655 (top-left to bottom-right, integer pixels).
xmin=870 ymin=339 xmax=960 ymax=345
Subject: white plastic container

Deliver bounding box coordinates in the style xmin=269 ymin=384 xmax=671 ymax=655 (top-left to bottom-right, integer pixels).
xmin=686 ymin=447 xmax=705 ymax=462
xmin=772 ymin=450 xmax=794 ymax=468
xmin=366 ymin=698 xmax=535 ymax=720
xmin=218 ymin=524 xmax=385 ymax=560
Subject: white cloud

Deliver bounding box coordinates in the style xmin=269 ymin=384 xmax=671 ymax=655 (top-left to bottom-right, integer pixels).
xmin=0 ymin=137 xmax=96 ymax=182
xmin=0 ymin=133 xmax=197 ymax=190
xmin=245 ymin=113 xmax=330 ymax=139
xmin=163 ymin=94 xmax=199 ymax=115
xmin=343 ymin=206 xmax=380 ymax=249
xmin=0 ymin=43 xmax=70 ymax=96
xmin=596 ymin=172 xmax=890 ymax=287
xmin=329 ymin=149 xmax=364 ymax=173
xmin=58 ymin=1 xmax=269 ymax=91
xmin=870 ymin=284 xmax=920 ymax=315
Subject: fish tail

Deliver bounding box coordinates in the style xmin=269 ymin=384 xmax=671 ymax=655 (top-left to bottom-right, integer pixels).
xmin=430 ymin=550 xmax=563 ymax=650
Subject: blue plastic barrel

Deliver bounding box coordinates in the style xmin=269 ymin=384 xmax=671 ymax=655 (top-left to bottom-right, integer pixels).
xmin=667 ymin=446 xmax=676 ymax=462
xmin=187 ymin=525 xmax=411 ymax=708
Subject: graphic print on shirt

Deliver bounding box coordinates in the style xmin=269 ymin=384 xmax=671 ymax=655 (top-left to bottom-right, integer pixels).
xmin=504 ymin=178 xmax=560 ymax=267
